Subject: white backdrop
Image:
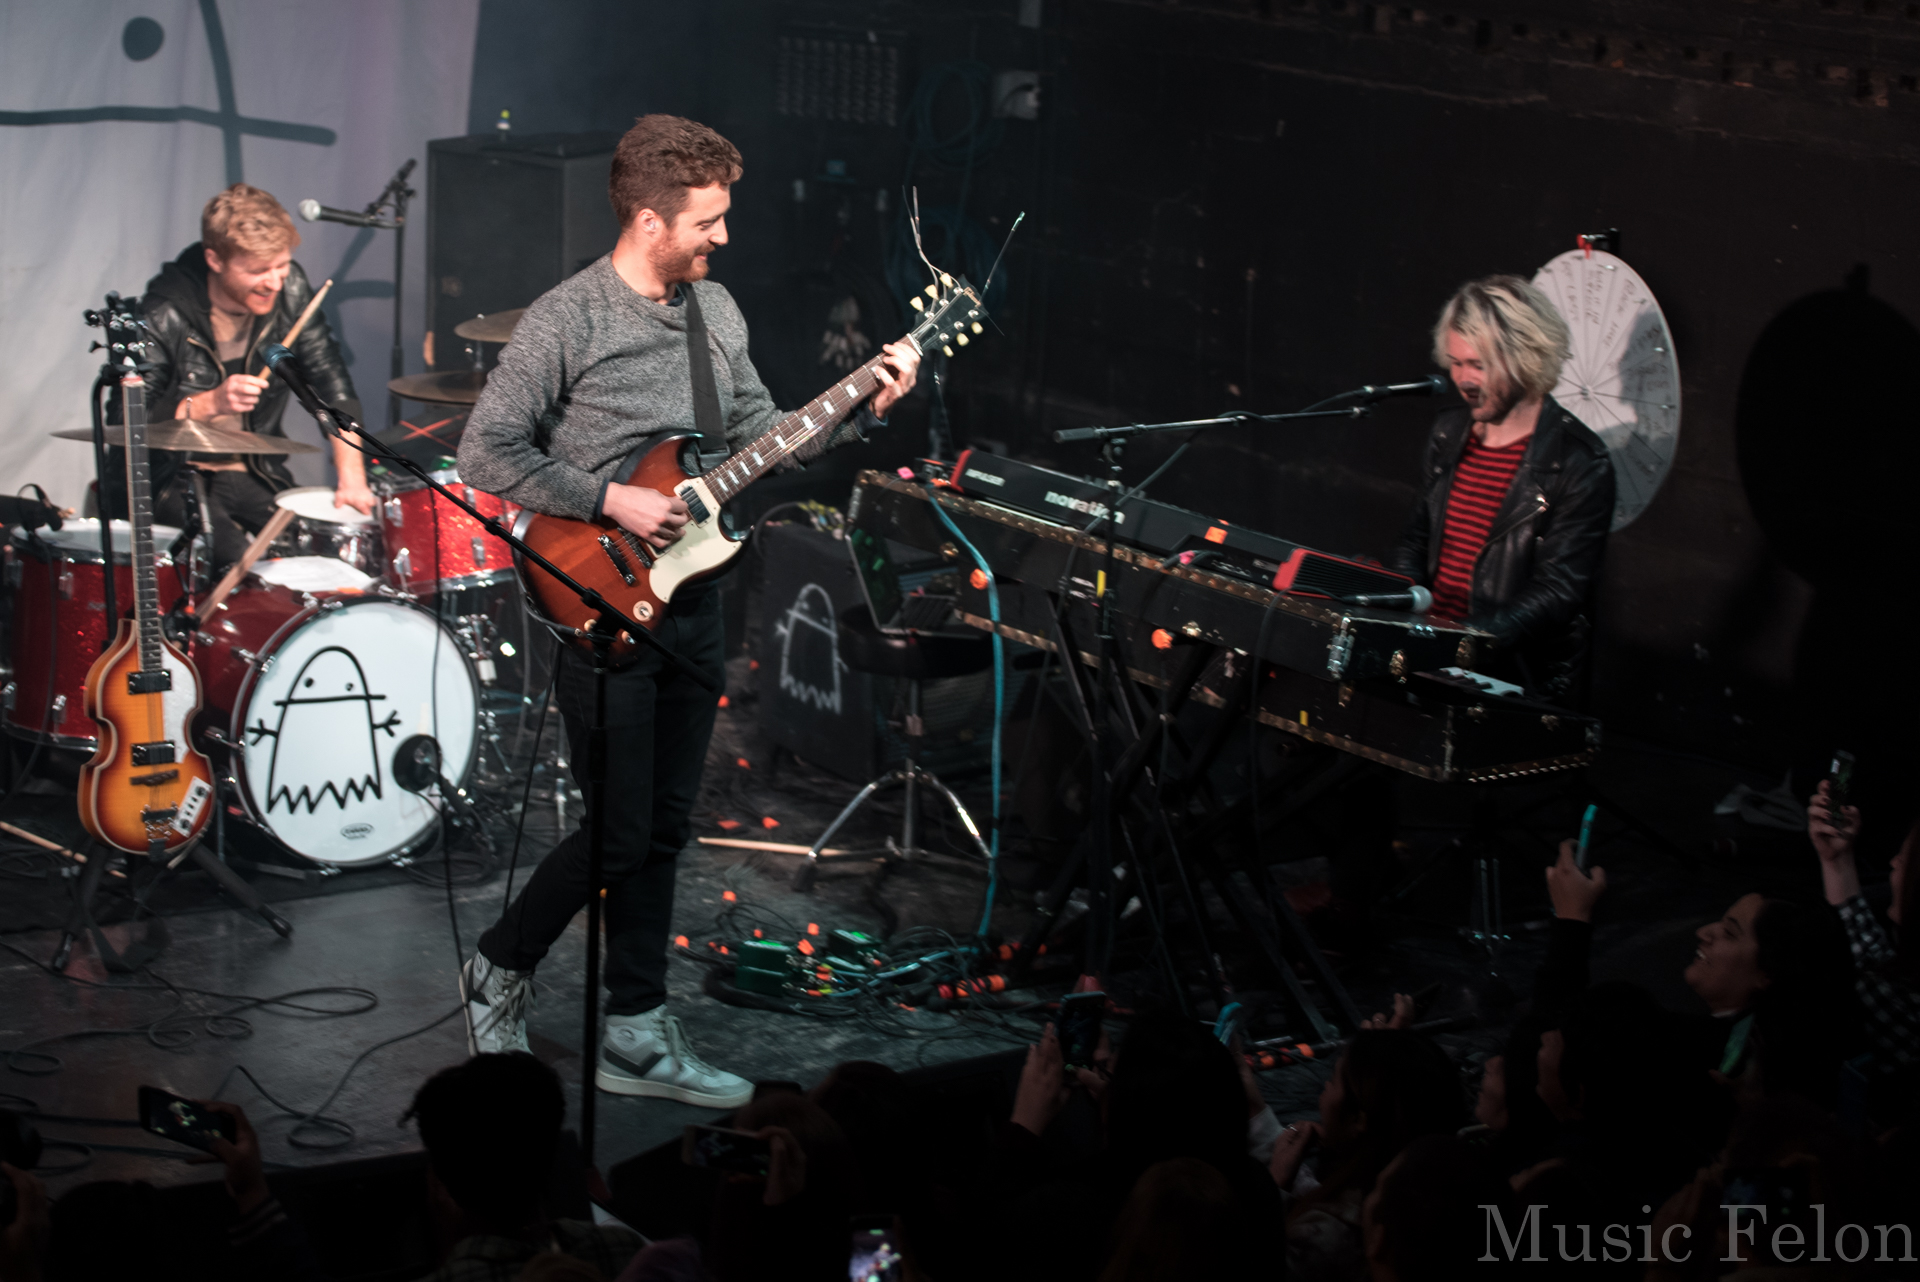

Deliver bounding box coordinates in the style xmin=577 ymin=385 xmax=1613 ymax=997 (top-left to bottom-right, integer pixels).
xmin=0 ymin=0 xmax=480 ymax=510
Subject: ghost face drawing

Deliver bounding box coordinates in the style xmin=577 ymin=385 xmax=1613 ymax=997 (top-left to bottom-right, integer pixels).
xmin=251 ymin=646 xmax=403 ymax=814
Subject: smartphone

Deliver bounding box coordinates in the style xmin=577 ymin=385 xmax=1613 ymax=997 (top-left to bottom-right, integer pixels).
xmin=1828 ymin=750 xmax=1856 ymax=812
xmin=849 ymin=1214 xmax=905 ymax=1282
xmin=137 ymin=1086 xmax=236 ymax=1153
xmin=1057 ymin=991 xmax=1105 ymax=1070
xmin=680 ymin=1124 xmax=770 ymax=1176
xmin=1575 ymin=803 xmax=1598 ymax=872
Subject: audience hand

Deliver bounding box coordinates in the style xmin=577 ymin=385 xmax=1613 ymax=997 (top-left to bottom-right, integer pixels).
xmin=0 ymin=1162 xmax=48 ymax=1282
xmin=193 ymin=1100 xmax=270 ymax=1214
xmin=1360 ymin=993 xmax=1415 ymax=1030
xmin=1268 ymin=1120 xmax=1321 ymax=1191
xmin=1545 ymin=841 xmax=1607 ymax=922
xmin=1807 ymin=780 xmax=1862 ymax=906
xmin=758 ymin=1127 xmax=806 ymax=1207
xmin=1011 ymin=1024 xmax=1072 ymax=1137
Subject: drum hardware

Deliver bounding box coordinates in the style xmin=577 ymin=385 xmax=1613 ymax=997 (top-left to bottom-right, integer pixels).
xmin=387 ymin=370 xmax=489 ymax=405
xmin=452 ymin=308 xmax=526 ymax=344
xmin=51 ymin=419 xmax=322 ymax=455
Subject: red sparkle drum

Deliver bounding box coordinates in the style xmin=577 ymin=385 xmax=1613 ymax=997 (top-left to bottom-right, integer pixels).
xmin=4 ymin=521 xmax=186 ymax=748
xmin=376 ymin=469 xmax=519 ymax=595
xmin=195 ymin=572 xmax=479 ymax=866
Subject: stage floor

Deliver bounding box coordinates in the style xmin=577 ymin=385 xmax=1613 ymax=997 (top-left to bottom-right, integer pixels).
xmin=0 ymin=669 xmax=1834 ymax=1202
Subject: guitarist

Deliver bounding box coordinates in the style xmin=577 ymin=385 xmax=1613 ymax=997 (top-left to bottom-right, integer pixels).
xmin=455 ymin=115 xmax=920 ymax=1105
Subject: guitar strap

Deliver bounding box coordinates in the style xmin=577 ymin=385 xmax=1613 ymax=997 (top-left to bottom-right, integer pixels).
xmin=680 ymin=285 xmax=731 ymax=462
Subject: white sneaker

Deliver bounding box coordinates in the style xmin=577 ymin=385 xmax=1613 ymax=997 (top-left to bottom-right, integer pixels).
xmin=460 ymin=953 xmax=534 ymax=1055
xmin=596 ymin=1008 xmax=753 ymax=1107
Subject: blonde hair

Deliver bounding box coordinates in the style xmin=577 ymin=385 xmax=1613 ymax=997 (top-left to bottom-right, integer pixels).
xmin=201 ymin=183 xmax=300 ymax=260
xmin=1431 ymin=275 xmax=1570 ymax=402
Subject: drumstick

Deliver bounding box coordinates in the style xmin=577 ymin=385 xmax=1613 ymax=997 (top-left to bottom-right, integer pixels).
xmin=253 ymin=278 xmax=333 ymax=377
xmin=0 ymin=820 xmax=87 ymax=864
xmin=196 ymin=506 xmax=296 ymax=619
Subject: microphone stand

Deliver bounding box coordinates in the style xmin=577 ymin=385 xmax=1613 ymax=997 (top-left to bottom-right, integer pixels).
xmin=305 ymin=392 xmax=716 ymax=1168
xmin=1053 ymin=404 xmax=1369 ymax=444
xmin=321 ymin=161 xmax=417 ymax=431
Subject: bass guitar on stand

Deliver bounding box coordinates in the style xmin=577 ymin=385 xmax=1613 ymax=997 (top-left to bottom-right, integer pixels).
xmin=513 ymin=275 xmax=988 ymax=663
xmin=77 ymin=297 xmax=216 ymax=856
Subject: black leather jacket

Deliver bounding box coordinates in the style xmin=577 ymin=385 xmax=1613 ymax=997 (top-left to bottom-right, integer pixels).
xmin=1389 ymin=396 xmax=1615 ymax=701
xmin=106 ymin=243 xmax=361 ymax=512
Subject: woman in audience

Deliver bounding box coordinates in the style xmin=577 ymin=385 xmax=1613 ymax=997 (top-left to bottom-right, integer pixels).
xmin=1360 ymin=1135 xmax=1510 ymax=1282
xmin=1540 ymin=841 xmax=1862 ymax=1105
xmin=1268 ymin=1030 xmax=1466 ymax=1282
xmin=1807 ymin=779 xmax=1919 ymax=1077
xmin=1465 ymin=1015 xmax=1559 ymax=1178
xmin=1096 ymin=1158 xmax=1246 ymax=1282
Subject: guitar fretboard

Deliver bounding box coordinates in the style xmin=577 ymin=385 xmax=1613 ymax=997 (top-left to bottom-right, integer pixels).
xmin=698 ymin=354 xmax=893 ymax=505
xmin=121 ymin=373 xmax=163 ymax=675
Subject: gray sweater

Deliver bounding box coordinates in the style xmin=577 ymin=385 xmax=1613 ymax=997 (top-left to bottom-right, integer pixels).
xmin=456 ymin=256 xmax=866 ymax=520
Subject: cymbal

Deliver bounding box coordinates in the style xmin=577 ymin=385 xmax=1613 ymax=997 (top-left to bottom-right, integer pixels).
xmin=453 ymin=308 xmax=526 ymax=343
xmin=52 ymin=419 xmax=321 ymax=455
xmin=389 ymin=370 xmax=488 ymax=405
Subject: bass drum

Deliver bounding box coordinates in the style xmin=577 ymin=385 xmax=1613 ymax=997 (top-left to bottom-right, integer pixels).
xmin=196 ymin=583 xmax=478 ymax=866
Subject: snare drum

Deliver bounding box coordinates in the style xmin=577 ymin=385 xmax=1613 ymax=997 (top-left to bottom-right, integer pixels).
xmin=4 ymin=520 xmax=185 ymax=748
xmin=273 ymin=486 xmax=383 ymax=577
xmin=195 ymin=583 xmax=479 ymax=866
xmin=377 ymin=470 xmax=519 ymax=595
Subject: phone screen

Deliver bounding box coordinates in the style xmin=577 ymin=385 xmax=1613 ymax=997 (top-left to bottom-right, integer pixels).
xmin=849 ymin=1217 xmax=904 ymax=1282
xmin=680 ymin=1124 xmax=771 ymax=1176
xmin=1057 ymin=992 xmax=1105 ymax=1069
xmin=137 ymin=1086 xmax=235 ymax=1153
xmin=1829 ymin=750 xmax=1856 ymax=809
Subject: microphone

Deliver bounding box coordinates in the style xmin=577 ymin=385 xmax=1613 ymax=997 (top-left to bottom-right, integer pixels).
xmin=1354 ymin=375 xmax=1449 ymax=402
xmin=260 ymin=343 xmax=328 ymax=420
xmin=298 ymin=199 xmax=389 ymax=228
xmin=1339 ymin=585 xmax=1433 ymax=613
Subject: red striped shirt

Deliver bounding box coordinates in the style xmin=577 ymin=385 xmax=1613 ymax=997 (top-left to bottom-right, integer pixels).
xmin=1430 ymin=435 xmax=1528 ymax=619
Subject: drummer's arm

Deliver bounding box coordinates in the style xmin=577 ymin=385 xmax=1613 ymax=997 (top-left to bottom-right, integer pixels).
xmin=331 ymin=438 xmax=374 ymax=515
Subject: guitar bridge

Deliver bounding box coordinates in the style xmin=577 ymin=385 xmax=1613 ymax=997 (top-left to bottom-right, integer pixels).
xmin=598 ymin=534 xmax=637 ymax=586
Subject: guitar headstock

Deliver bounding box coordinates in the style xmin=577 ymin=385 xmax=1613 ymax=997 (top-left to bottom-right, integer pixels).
xmin=84 ymin=292 xmax=154 ymax=372
xmin=906 ymin=275 xmax=989 ymax=359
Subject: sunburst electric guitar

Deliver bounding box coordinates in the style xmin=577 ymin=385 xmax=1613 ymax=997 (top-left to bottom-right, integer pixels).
xmin=78 ymin=300 xmax=216 ymax=855
xmin=515 ymin=275 xmax=988 ymax=662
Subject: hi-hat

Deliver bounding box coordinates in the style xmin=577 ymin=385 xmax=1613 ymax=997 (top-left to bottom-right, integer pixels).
xmin=453 ymin=308 xmax=526 ymax=343
xmin=389 ymin=371 xmax=488 ymax=405
xmin=52 ymin=419 xmax=320 ymax=455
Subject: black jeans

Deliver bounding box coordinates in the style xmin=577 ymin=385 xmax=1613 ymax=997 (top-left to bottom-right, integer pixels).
xmin=478 ymin=588 xmax=724 ymax=1015
xmin=153 ymin=469 xmax=280 ymax=568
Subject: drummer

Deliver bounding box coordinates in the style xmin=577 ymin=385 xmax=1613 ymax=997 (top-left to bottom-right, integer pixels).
xmin=108 ymin=183 xmax=374 ymax=566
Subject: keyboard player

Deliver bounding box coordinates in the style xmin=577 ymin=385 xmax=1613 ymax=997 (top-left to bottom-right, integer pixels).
xmin=1389 ymin=275 xmax=1616 ymax=704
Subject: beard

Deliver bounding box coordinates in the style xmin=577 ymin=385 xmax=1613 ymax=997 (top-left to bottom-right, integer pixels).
xmin=1461 ymin=379 xmax=1518 ymax=423
xmin=647 ymin=237 xmax=713 ymax=286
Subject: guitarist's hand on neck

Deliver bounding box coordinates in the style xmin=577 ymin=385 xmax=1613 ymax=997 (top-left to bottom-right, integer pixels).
xmin=611 ymin=183 xmax=731 ymax=304
xmin=605 ymin=484 xmax=690 ymax=551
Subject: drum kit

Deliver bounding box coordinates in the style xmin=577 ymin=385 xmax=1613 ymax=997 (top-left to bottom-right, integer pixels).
xmin=3 ymin=307 xmax=553 ymax=873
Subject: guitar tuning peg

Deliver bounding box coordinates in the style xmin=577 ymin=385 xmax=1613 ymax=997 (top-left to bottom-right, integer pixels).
xmin=910 ymin=296 xmax=924 ymax=311
xmin=942 ymin=345 xmax=954 ymax=357
xmin=924 ymin=284 xmax=938 ymax=298
xmin=955 ymin=333 xmax=969 ymax=346
xmin=940 ymin=273 xmax=954 ymax=288
xmin=970 ymin=322 xmax=983 ymax=334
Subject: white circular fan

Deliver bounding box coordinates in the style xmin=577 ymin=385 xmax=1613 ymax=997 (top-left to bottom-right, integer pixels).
xmin=1531 ymin=249 xmax=1681 ymax=531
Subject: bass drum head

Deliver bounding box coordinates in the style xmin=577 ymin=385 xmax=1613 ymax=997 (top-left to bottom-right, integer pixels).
xmin=232 ymin=598 xmax=478 ymax=866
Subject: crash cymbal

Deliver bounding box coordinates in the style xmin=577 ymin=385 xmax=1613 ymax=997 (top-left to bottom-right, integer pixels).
xmin=453 ymin=308 xmax=526 ymax=343
xmin=52 ymin=418 xmax=320 ymax=455
xmin=388 ymin=370 xmax=488 ymax=405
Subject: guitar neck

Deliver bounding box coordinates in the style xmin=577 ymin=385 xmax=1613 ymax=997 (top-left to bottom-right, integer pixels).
xmin=120 ymin=372 xmax=163 ymax=672
xmin=697 ymin=351 xmax=894 ymax=505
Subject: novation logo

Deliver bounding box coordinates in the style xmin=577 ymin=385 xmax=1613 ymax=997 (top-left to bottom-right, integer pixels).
xmin=962 ymin=467 xmax=1006 ymax=487
xmin=1044 ymin=491 xmax=1127 ymax=524
xmin=340 ymin=823 xmax=373 ymax=840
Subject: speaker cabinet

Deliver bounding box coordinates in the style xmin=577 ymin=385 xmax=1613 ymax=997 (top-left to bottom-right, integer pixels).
xmin=425 ymin=132 xmax=621 ymax=372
